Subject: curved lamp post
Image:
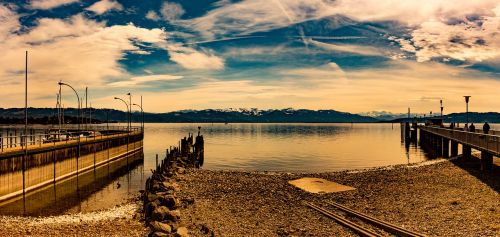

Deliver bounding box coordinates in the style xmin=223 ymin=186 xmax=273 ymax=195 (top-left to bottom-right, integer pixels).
xmin=132 ymin=103 xmax=144 ymax=131
xmin=58 ymin=81 xmax=80 ymax=131
xmin=464 ymin=96 xmax=471 ymax=124
xmin=114 ymin=97 xmax=130 ymax=131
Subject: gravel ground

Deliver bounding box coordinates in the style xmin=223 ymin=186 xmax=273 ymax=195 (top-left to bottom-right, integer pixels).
xmin=0 ymin=200 xmax=148 ymax=237
xmin=177 ymin=158 xmax=500 ymax=237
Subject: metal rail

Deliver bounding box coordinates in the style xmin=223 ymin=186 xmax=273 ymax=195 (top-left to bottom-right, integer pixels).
xmin=325 ymin=201 xmax=426 ymax=237
xmin=305 ymin=201 xmax=426 ymax=237
xmin=0 ymin=126 xmax=141 ymax=152
xmin=304 ymin=201 xmax=382 ymax=237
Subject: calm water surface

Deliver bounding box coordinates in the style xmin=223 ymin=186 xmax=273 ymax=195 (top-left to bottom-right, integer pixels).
xmin=143 ymin=123 xmax=429 ymax=172
xmin=4 ymin=122 xmax=498 ymax=215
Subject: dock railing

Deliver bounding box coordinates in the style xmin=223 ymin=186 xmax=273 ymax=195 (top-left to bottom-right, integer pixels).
xmin=419 ymin=125 xmax=500 ymax=156
xmin=0 ymin=126 xmax=141 ymax=154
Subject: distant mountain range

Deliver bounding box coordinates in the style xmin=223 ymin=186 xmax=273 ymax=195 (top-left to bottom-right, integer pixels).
xmin=0 ymin=108 xmax=498 ymax=123
xmin=0 ymin=108 xmax=376 ymax=123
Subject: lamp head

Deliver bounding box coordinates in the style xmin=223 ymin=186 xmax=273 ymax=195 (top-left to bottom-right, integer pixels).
xmin=464 ymin=96 xmax=471 ymax=103
xmin=58 ymin=82 xmax=63 ymax=86
xmin=127 ymin=93 xmax=131 ymax=95
xmin=114 ymin=97 xmax=119 ymax=100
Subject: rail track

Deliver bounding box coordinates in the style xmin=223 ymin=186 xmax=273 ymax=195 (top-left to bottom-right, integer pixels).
xmin=304 ymin=201 xmax=426 ymax=237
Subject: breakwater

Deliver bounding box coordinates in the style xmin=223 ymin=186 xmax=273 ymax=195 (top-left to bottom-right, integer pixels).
xmin=143 ymin=132 xmax=204 ymax=237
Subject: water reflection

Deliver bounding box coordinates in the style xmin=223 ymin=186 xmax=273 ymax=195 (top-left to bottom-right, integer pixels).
xmin=0 ymin=151 xmax=143 ymax=216
xmin=142 ymin=123 xmax=433 ymax=172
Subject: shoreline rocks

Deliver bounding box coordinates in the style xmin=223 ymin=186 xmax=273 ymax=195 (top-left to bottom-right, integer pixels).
xmin=143 ymin=133 xmax=205 ymax=237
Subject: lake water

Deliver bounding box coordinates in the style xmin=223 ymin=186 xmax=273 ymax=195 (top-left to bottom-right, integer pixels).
xmin=3 ymin=122 xmax=497 ymax=216
xmin=142 ymin=123 xmax=429 ymax=172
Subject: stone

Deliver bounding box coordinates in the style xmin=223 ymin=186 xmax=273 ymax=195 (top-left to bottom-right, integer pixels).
xmin=175 ymin=227 xmax=189 ymax=237
xmin=148 ymin=193 xmax=159 ymax=202
xmin=145 ymin=202 xmax=158 ymax=218
xmin=152 ymin=206 xmax=169 ymax=221
xmin=152 ymin=206 xmax=181 ymax=221
xmin=150 ymin=221 xmax=172 ymax=233
xmin=177 ymin=167 xmax=186 ymax=174
xmin=165 ymin=209 xmax=181 ymax=221
xmin=162 ymin=194 xmax=180 ymax=209
xmin=200 ymin=224 xmax=210 ymax=234
xmin=152 ymin=231 xmax=169 ymax=237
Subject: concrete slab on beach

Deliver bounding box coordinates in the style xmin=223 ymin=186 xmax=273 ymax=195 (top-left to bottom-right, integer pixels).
xmin=288 ymin=177 xmax=355 ymax=193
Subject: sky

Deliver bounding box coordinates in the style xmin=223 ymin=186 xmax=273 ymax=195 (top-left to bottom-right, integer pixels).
xmin=0 ymin=0 xmax=499 ymax=114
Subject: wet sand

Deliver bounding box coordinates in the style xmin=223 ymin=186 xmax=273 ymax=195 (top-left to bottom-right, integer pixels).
xmin=0 ymin=199 xmax=148 ymax=237
xmin=177 ymin=158 xmax=499 ymax=237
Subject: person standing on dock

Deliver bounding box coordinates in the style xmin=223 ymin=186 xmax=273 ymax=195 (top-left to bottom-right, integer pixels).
xmin=483 ymin=122 xmax=490 ymax=134
xmin=469 ymin=123 xmax=476 ymax=132
xmin=463 ymin=124 xmax=469 ymax=131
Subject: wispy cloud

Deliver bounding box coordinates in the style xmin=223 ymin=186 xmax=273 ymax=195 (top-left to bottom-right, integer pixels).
xmin=85 ymin=0 xmax=123 ymax=15
xmin=308 ymin=39 xmax=385 ymax=56
xmin=166 ymin=44 xmax=225 ymax=70
xmin=29 ymin=0 xmax=79 ymax=10
xmin=108 ymin=74 xmax=183 ymax=87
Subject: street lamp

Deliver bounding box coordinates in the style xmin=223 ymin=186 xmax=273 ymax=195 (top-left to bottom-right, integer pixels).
xmin=464 ymin=96 xmax=471 ymax=124
xmin=114 ymin=97 xmax=130 ymax=131
xmin=440 ymin=100 xmax=443 ymax=118
xmin=127 ymin=93 xmax=131 ymax=131
xmin=58 ymin=81 xmax=80 ymax=131
xmin=132 ymin=103 xmax=143 ymax=131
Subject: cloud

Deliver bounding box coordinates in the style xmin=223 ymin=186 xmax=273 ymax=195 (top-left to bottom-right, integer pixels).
xmin=130 ymin=60 xmax=500 ymax=112
xmin=0 ymin=14 xmax=167 ymax=107
xmin=166 ymin=45 xmax=225 ymax=70
xmin=308 ymin=39 xmax=385 ymax=56
xmin=183 ymin=0 xmax=500 ymax=65
xmin=160 ymin=2 xmax=185 ymax=21
xmin=29 ymin=0 xmax=79 ymax=10
xmin=108 ymin=74 xmax=183 ymax=87
xmin=85 ymin=0 xmax=123 ymax=15
xmin=0 ymin=4 xmax=20 ymax=41
xmin=146 ymin=10 xmax=160 ymax=21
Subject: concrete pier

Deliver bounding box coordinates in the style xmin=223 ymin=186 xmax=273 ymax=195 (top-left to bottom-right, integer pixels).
xmin=0 ymin=127 xmax=144 ymax=204
xmin=418 ymin=125 xmax=498 ymax=171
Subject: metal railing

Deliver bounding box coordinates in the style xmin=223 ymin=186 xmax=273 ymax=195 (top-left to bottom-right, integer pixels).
xmin=419 ymin=125 xmax=500 ymax=156
xmin=0 ymin=126 xmax=142 ymax=153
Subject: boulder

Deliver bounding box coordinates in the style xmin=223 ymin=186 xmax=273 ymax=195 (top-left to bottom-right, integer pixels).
xmin=175 ymin=227 xmax=189 ymax=237
xmin=161 ymin=194 xmax=180 ymax=209
xmin=150 ymin=221 xmax=172 ymax=233
xmin=152 ymin=206 xmax=181 ymax=221
xmin=152 ymin=206 xmax=169 ymax=221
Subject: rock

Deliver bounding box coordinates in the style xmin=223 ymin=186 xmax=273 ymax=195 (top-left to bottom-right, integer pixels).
xmin=200 ymin=224 xmax=210 ymax=234
xmin=175 ymin=227 xmax=189 ymax=237
xmin=145 ymin=202 xmax=158 ymax=218
xmin=183 ymin=197 xmax=195 ymax=205
xmin=161 ymin=194 xmax=180 ymax=209
xmin=152 ymin=206 xmax=181 ymax=221
xmin=165 ymin=209 xmax=181 ymax=221
xmin=152 ymin=231 xmax=169 ymax=237
xmin=177 ymin=167 xmax=186 ymax=174
xmin=150 ymin=221 xmax=172 ymax=233
xmin=148 ymin=193 xmax=159 ymax=203
xmin=152 ymin=206 xmax=169 ymax=220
